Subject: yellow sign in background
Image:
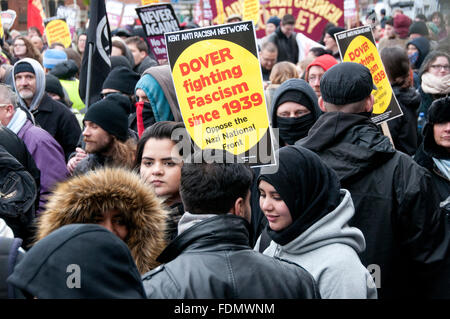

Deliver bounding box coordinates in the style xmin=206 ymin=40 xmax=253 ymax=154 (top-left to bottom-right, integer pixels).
xmin=343 ymin=35 xmax=391 ymax=115
xmin=45 ymin=19 xmax=72 ymax=48
xmin=172 ymin=39 xmax=269 ymax=155
xmin=243 ymin=0 xmax=260 ymax=26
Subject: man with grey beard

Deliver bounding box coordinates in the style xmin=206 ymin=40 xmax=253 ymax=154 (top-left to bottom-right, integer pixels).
xmin=12 ymin=58 xmax=81 ymax=160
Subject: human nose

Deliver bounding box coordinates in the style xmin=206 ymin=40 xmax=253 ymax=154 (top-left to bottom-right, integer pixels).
xmin=82 ymin=126 xmax=90 ymax=136
xmin=98 ymin=219 xmax=114 ymax=234
xmin=260 ymin=197 xmax=273 ymax=212
xmin=151 ymin=162 xmax=164 ymax=175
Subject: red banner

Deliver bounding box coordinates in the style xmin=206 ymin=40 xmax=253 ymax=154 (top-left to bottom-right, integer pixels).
xmin=209 ymin=0 xmax=344 ymax=42
xmin=27 ymin=0 xmax=45 ymax=35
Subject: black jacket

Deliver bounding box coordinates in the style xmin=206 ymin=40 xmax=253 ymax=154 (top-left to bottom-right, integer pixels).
xmin=297 ymin=112 xmax=450 ymax=298
xmin=142 ymin=215 xmax=320 ymax=299
xmin=32 ymin=94 xmax=81 ymax=161
xmin=267 ymin=27 xmax=299 ymax=64
xmin=387 ymin=86 xmax=420 ymax=155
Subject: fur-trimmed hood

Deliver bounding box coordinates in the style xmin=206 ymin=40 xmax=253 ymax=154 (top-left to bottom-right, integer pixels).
xmin=36 ymin=167 xmax=168 ymax=274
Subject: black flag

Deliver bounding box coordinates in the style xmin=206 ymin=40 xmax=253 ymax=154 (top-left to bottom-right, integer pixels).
xmin=79 ymin=0 xmax=111 ymax=109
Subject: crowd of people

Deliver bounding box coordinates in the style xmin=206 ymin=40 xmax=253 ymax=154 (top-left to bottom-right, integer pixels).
xmin=0 ymin=7 xmax=449 ymax=300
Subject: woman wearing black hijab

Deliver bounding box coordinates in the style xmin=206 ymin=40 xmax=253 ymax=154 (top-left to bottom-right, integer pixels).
xmin=256 ymin=145 xmax=377 ymax=299
xmin=270 ymin=78 xmax=322 ymax=147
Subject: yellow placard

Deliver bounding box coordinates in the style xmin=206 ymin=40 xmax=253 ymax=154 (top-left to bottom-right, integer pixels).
xmin=0 ymin=16 xmax=3 ymax=39
xmin=141 ymin=0 xmax=159 ymax=5
xmin=243 ymin=0 xmax=260 ymax=26
xmin=172 ymin=39 xmax=269 ymax=155
xmin=45 ymin=19 xmax=72 ymax=48
xmin=216 ymin=0 xmax=225 ymax=25
xmin=343 ymin=35 xmax=391 ymax=115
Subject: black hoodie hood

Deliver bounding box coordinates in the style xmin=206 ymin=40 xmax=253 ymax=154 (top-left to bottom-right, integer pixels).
xmin=7 ymin=224 xmax=146 ymax=298
xmin=49 ymin=60 xmax=79 ymax=80
xmin=271 ymin=79 xmax=322 ymax=145
xmin=296 ymin=112 xmax=395 ymax=183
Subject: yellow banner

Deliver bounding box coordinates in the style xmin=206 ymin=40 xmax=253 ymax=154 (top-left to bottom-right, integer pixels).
xmin=141 ymin=0 xmax=159 ymax=5
xmin=0 ymin=16 xmax=3 ymax=39
xmin=45 ymin=19 xmax=72 ymax=48
xmin=216 ymin=0 xmax=225 ymax=25
xmin=243 ymin=0 xmax=260 ymax=26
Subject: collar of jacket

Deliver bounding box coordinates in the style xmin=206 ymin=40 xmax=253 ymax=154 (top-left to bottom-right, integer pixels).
xmin=156 ymin=214 xmax=252 ymax=263
xmin=297 ymin=112 xmax=396 ymax=182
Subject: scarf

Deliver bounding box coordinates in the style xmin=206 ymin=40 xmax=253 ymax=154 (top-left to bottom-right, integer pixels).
xmin=259 ymin=145 xmax=341 ymax=245
xmin=433 ymin=158 xmax=450 ymax=180
xmin=7 ymin=107 xmax=28 ymax=134
xmin=421 ymin=73 xmax=450 ymax=95
xmin=277 ymin=113 xmax=316 ymax=145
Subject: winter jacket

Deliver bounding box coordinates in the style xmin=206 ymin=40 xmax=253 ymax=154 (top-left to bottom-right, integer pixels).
xmin=415 ymin=143 xmax=450 ymax=204
xmin=268 ymin=27 xmax=299 ymax=64
xmin=134 ymin=55 xmax=158 ymax=75
xmin=50 ymin=60 xmax=86 ymax=113
xmin=13 ymin=58 xmax=81 ymax=161
xmin=297 ymin=112 xmax=449 ymax=298
xmin=142 ymin=214 xmax=321 ymax=299
xmin=387 ymin=86 xmax=420 ymax=155
xmin=17 ymin=120 xmax=69 ymax=214
xmin=256 ymin=190 xmax=377 ymax=299
xmin=35 ymin=167 xmax=168 ymax=274
xmin=30 ymin=94 xmax=81 ymax=161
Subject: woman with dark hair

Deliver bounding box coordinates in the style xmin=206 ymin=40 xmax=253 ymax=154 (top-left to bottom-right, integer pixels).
xmin=11 ymin=36 xmax=42 ymax=65
xmin=135 ymin=121 xmax=190 ymax=241
xmin=256 ymin=145 xmax=377 ymax=299
xmin=76 ymin=33 xmax=86 ymax=57
xmin=415 ymin=97 xmax=450 ymax=204
xmin=380 ymin=46 xmax=420 ymax=155
xmin=418 ymin=51 xmax=450 ymax=117
xmin=430 ymin=12 xmax=447 ymax=40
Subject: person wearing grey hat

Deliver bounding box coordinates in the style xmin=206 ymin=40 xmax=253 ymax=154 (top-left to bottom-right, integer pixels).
xmin=72 ymin=94 xmax=138 ymax=176
xmin=296 ymin=62 xmax=449 ymax=299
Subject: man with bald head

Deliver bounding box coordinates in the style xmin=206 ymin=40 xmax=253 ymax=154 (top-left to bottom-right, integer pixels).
xmin=31 ymin=36 xmax=45 ymax=53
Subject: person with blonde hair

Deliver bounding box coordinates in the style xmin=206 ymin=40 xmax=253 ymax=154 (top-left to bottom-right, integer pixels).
xmin=265 ymin=61 xmax=299 ymax=109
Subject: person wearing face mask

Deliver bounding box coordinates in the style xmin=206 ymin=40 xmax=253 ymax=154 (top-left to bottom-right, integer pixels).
xmin=132 ymin=65 xmax=183 ymax=137
xmin=406 ymin=36 xmax=430 ymax=88
xmin=256 ymin=145 xmax=377 ymax=299
xmin=270 ymin=78 xmax=322 ymax=147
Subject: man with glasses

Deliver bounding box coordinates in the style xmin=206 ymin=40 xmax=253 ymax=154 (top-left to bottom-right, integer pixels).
xmin=259 ymin=41 xmax=278 ymax=82
xmin=304 ymin=54 xmax=337 ymax=98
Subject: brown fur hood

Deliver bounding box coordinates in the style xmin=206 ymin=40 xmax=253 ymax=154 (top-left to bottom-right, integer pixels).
xmin=36 ymin=167 xmax=168 ymax=274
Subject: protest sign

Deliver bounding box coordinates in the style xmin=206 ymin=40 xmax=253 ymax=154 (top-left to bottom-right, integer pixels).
xmin=209 ymin=0 xmax=344 ymax=42
xmin=165 ymin=21 xmax=276 ymax=166
xmin=0 ymin=10 xmax=16 ymax=31
xmin=335 ymin=26 xmax=403 ymax=124
xmin=44 ymin=17 xmax=72 ymax=48
xmin=136 ymin=3 xmax=180 ymax=62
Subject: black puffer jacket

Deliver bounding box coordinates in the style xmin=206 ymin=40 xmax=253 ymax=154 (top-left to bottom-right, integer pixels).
xmin=142 ymin=215 xmax=320 ymax=299
xmin=297 ymin=112 xmax=449 ymax=299
xmin=387 ymin=86 xmax=420 ymax=155
xmin=267 ymin=27 xmax=299 ymax=64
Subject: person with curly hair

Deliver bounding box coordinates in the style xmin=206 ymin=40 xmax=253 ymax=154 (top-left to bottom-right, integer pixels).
xmin=11 ymin=36 xmax=42 ymax=65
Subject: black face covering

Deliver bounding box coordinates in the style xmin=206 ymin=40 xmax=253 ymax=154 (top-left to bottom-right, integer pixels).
xmin=277 ymin=113 xmax=316 ymax=145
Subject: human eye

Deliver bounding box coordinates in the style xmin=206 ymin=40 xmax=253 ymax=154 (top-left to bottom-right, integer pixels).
xmin=142 ymin=160 xmax=153 ymax=167
xmin=164 ymin=161 xmax=176 ymax=167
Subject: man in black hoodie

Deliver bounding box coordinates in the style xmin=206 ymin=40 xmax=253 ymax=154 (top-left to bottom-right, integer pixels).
xmin=297 ymin=62 xmax=450 ymax=299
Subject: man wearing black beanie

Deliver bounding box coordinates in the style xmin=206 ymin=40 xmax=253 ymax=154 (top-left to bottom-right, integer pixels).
xmin=73 ymin=93 xmax=137 ymax=175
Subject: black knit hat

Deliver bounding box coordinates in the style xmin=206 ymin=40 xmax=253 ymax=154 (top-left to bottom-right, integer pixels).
xmin=102 ymin=66 xmax=140 ymax=95
xmin=320 ymin=62 xmax=376 ymax=105
xmin=276 ymin=90 xmax=314 ymax=111
xmin=409 ymin=21 xmax=429 ymax=36
xmin=84 ymin=93 xmax=131 ymax=142
xmin=14 ymin=62 xmax=35 ymax=75
xmin=110 ymin=55 xmax=132 ymax=70
xmin=45 ymin=74 xmax=65 ymax=100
